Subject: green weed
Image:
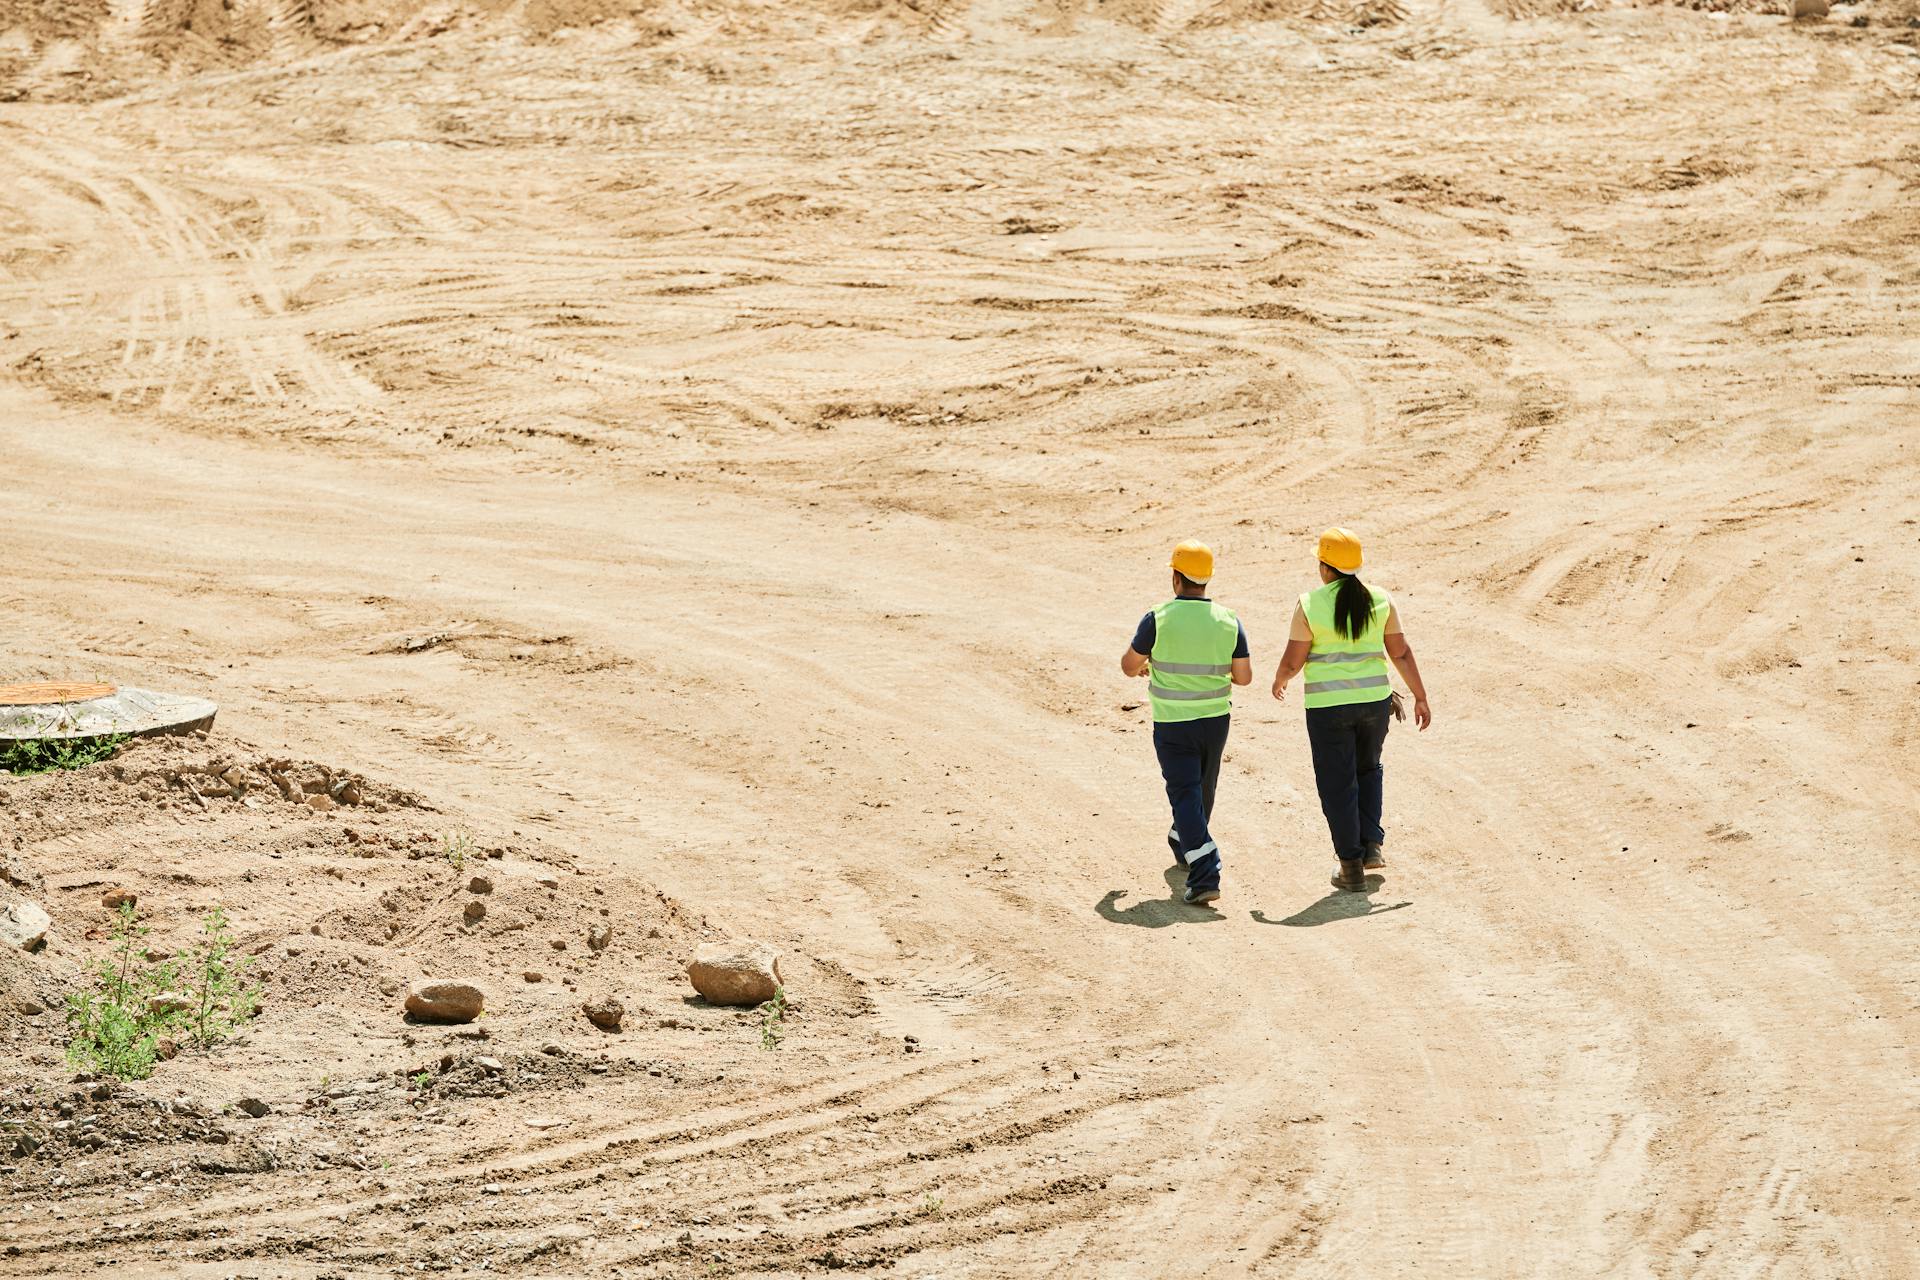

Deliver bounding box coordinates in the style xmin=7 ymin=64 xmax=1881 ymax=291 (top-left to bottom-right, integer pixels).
xmin=759 ymin=984 xmax=788 ymax=1052
xmin=65 ymin=903 xmax=262 ymax=1081
xmin=181 ymin=906 xmax=257 ymax=1047
xmin=65 ymin=903 xmax=180 ymax=1080
xmin=2 ymin=733 xmax=129 ymax=776
xmin=441 ymin=829 xmax=476 ymax=872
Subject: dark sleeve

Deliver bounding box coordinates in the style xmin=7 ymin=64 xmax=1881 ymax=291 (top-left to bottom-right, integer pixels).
xmin=1130 ymin=611 xmax=1155 ymax=655
xmin=1234 ymin=620 xmax=1250 ymax=660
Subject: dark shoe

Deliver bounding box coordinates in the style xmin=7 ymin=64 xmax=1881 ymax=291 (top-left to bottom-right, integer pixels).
xmin=1362 ymin=842 xmax=1385 ymax=871
xmin=1330 ymin=859 xmax=1366 ymax=892
xmin=1183 ymin=884 xmax=1221 ymax=906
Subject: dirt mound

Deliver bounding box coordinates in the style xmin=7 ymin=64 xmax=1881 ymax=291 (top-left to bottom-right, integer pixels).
xmin=2 ymin=735 xmax=873 ymax=1272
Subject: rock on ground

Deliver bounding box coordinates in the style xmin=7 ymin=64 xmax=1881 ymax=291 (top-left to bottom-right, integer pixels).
xmin=581 ymin=994 xmax=623 ymax=1030
xmin=687 ymin=941 xmax=782 ymax=1006
xmin=1 ymin=898 xmax=51 ymax=951
xmin=403 ymin=980 xmax=485 ymax=1024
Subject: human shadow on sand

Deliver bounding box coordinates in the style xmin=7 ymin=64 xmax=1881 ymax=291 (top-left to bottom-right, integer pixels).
xmin=1096 ymin=865 xmax=1227 ymax=929
xmin=1252 ymin=875 xmax=1410 ymax=927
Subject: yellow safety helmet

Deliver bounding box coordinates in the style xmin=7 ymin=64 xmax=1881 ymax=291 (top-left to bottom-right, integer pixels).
xmin=1169 ymin=540 xmax=1214 ymax=584
xmin=1316 ymin=527 xmax=1363 ymax=573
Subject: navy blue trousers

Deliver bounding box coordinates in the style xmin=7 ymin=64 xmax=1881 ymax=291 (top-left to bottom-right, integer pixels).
xmin=1153 ymin=714 xmax=1229 ymax=891
xmin=1304 ymin=696 xmax=1392 ymax=861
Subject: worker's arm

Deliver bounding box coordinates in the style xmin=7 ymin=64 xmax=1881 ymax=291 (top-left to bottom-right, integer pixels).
xmin=1269 ymin=639 xmax=1310 ymax=701
xmin=1231 ymin=656 xmax=1253 ymax=686
xmin=1385 ymin=632 xmax=1431 ymax=730
xmin=1121 ymin=648 xmax=1150 ymax=678
xmin=1273 ymin=602 xmax=1311 ymax=700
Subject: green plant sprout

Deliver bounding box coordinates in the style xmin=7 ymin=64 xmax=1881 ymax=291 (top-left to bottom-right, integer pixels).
xmin=760 ymin=985 xmax=788 ymax=1052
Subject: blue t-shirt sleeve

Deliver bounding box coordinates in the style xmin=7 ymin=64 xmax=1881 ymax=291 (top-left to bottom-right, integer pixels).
xmin=1130 ymin=611 xmax=1155 ymax=655
xmin=1234 ymin=620 xmax=1250 ymax=660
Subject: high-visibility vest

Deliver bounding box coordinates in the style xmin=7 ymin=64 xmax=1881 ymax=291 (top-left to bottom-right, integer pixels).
xmin=1300 ymin=579 xmax=1392 ymax=709
xmin=1148 ymin=599 xmax=1238 ymax=723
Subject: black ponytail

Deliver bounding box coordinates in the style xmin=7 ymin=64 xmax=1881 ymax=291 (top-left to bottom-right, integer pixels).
xmin=1330 ymin=570 xmax=1374 ymax=641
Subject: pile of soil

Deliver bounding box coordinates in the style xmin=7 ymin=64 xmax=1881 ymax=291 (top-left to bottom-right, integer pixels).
xmin=2 ymin=732 xmax=871 ymax=1272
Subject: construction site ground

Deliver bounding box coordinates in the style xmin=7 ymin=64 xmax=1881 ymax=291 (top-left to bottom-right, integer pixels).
xmin=2 ymin=0 xmax=1918 ymax=1274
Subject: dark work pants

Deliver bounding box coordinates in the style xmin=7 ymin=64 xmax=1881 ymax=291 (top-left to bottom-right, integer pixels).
xmin=1304 ymin=696 xmax=1392 ymax=862
xmin=1153 ymin=714 xmax=1229 ymax=891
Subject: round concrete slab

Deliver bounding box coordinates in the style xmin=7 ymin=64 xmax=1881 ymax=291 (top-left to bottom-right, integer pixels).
xmin=0 ymin=687 xmax=217 ymax=741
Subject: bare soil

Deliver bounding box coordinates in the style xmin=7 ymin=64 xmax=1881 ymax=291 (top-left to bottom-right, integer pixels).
xmin=2 ymin=0 xmax=1918 ymax=1275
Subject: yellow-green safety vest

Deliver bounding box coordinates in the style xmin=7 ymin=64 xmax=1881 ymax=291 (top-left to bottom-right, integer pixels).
xmin=1148 ymin=599 xmax=1238 ymax=723
xmin=1300 ymin=579 xmax=1392 ymax=709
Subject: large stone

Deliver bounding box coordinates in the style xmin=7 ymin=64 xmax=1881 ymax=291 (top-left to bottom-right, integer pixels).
xmin=687 ymin=941 xmax=782 ymax=1006
xmin=581 ymin=994 xmax=623 ymax=1031
xmin=148 ymin=991 xmax=195 ymax=1017
xmin=0 ymin=899 xmax=51 ymax=951
xmin=403 ymin=980 xmax=485 ymax=1024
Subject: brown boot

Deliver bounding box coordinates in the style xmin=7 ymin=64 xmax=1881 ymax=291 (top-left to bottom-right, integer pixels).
xmin=1330 ymin=858 xmax=1366 ymax=892
xmin=1362 ymin=843 xmax=1385 ymax=871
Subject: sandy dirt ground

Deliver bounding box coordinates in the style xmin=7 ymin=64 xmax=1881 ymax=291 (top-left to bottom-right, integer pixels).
xmin=3 ymin=0 xmax=1919 ymax=1275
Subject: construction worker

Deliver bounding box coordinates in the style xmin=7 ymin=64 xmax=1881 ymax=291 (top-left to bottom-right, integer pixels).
xmin=1269 ymin=528 xmax=1431 ymax=892
xmin=1120 ymin=541 xmax=1253 ymax=905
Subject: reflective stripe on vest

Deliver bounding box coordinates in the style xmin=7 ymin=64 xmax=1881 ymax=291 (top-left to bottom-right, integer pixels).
xmin=1299 ymin=580 xmax=1392 ymax=710
xmin=1149 ymin=684 xmax=1224 ymax=701
xmin=1154 ymin=661 xmax=1233 ymax=676
xmin=1148 ymin=598 xmax=1238 ymax=723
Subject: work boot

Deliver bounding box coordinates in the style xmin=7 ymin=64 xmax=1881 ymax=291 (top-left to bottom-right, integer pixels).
xmin=1183 ymin=883 xmax=1220 ymax=906
xmin=1362 ymin=842 xmax=1386 ymax=871
xmin=1330 ymin=858 xmax=1366 ymax=892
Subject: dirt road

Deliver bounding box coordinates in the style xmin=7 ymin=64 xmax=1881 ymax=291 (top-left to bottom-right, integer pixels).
xmin=3 ymin=0 xmax=1918 ymax=1274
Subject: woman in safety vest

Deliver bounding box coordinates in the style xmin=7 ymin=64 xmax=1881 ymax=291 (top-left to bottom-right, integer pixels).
xmin=1269 ymin=528 xmax=1431 ymax=892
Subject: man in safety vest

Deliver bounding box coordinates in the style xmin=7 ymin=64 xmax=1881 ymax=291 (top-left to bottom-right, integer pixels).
xmin=1120 ymin=541 xmax=1253 ymax=905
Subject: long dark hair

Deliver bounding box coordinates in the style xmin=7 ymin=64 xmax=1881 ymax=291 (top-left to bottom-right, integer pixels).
xmin=1328 ymin=568 xmax=1375 ymax=641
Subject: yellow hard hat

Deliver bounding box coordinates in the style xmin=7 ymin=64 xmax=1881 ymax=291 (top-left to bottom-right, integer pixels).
xmin=1316 ymin=527 xmax=1362 ymax=573
xmin=1169 ymin=540 xmax=1214 ymax=583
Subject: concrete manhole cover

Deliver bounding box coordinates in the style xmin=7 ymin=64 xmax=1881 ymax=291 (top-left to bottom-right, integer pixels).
xmin=0 ymin=686 xmax=218 ymax=741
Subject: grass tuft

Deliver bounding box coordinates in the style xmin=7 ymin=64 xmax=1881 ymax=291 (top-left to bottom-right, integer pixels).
xmin=1 ymin=732 xmax=129 ymax=776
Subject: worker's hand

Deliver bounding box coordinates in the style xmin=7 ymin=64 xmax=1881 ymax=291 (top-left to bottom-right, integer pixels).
xmin=1271 ymin=679 xmax=1287 ymax=702
xmin=1414 ymin=698 xmax=1432 ymax=731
